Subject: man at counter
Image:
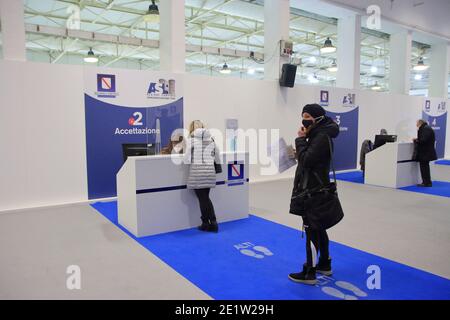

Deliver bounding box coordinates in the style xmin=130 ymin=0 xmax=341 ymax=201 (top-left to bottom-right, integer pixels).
xmin=413 ymin=119 xmax=437 ymax=187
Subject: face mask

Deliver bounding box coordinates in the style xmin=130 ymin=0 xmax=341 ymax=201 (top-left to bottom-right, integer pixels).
xmin=302 ymin=116 xmax=324 ymax=129
xmin=302 ymin=119 xmax=314 ymax=128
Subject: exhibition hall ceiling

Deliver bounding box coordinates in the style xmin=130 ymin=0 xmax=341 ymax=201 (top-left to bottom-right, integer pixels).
xmin=14 ymin=0 xmax=447 ymax=94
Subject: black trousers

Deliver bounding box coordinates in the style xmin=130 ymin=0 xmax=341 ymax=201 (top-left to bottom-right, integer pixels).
xmin=303 ymin=218 xmax=329 ymax=268
xmin=194 ymin=188 xmax=217 ymax=223
xmin=419 ymin=161 xmax=432 ymax=185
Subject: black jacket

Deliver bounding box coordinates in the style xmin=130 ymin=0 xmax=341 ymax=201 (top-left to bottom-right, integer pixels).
xmin=293 ymin=116 xmax=340 ymax=193
xmin=417 ymin=123 xmax=437 ymax=162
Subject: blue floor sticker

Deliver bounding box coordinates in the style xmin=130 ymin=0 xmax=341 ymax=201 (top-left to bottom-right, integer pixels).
xmin=92 ymin=201 xmax=450 ymax=300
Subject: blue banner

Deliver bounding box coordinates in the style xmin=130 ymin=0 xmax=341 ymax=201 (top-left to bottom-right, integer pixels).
xmin=422 ymin=100 xmax=447 ymax=159
xmin=326 ymin=107 xmax=359 ymax=171
xmin=84 ymin=94 xmax=183 ymax=199
xmin=422 ymin=111 xmax=447 ymax=159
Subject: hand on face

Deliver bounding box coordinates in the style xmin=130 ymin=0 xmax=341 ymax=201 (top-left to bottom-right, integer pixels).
xmin=299 ymin=112 xmax=314 ymax=137
xmin=298 ymin=126 xmax=307 ymax=138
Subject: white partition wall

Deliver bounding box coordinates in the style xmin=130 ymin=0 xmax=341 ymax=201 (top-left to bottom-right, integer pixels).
xmin=365 ymin=142 xmax=420 ymax=188
xmin=0 ymin=61 xmax=87 ymax=212
xmin=0 ymin=60 xmax=449 ymax=212
xmin=431 ymin=162 xmax=450 ymax=182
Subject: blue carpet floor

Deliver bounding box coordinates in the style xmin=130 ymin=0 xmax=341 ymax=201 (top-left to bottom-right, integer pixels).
xmin=92 ymin=201 xmax=450 ymax=300
xmin=400 ymin=181 xmax=450 ymax=198
xmin=435 ymin=160 xmax=450 ymax=166
xmin=334 ymin=171 xmax=365 ymax=184
xmin=335 ymin=171 xmax=450 ymax=198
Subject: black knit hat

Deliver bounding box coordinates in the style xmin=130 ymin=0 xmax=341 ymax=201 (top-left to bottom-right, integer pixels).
xmin=302 ymin=103 xmax=326 ymax=118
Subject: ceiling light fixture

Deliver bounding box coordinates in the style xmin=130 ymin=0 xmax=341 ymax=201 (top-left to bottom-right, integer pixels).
xmin=220 ymin=62 xmax=231 ymax=74
xmin=84 ymin=48 xmax=98 ymax=63
xmin=327 ymin=59 xmax=338 ymax=72
xmin=413 ymin=57 xmax=429 ymax=71
xmin=371 ymin=81 xmax=381 ymax=91
xmin=308 ymin=74 xmax=319 ymax=84
xmin=320 ymin=37 xmax=336 ymax=54
xmin=143 ymin=0 xmax=159 ymax=23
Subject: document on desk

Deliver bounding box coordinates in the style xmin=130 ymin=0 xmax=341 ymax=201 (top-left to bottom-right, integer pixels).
xmin=268 ymin=137 xmax=297 ymax=173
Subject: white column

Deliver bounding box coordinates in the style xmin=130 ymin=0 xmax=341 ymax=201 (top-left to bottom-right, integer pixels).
xmin=389 ymin=31 xmax=412 ymax=95
xmin=264 ymin=0 xmax=290 ymax=81
xmin=429 ymin=43 xmax=450 ymax=99
xmin=159 ymin=0 xmax=185 ymax=73
xmin=336 ymin=15 xmax=361 ymax=89
xmin=0 ymin=0 xmax=26 ymax=61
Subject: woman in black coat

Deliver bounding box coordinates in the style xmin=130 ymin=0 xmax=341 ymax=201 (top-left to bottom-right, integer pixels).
xmin=414 ymin=119 xmax=437 ymax=187
xmin=289 ymin=104 xmax=339 ymax=285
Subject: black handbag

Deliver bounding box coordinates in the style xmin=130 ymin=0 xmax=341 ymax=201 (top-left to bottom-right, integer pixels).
xmin=214 ymin=162 xmax=222 ymax=174
xmin=289 ymin=136 xmax=344 ymax=230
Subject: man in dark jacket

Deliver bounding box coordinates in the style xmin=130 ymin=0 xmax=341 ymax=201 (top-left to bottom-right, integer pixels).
xmin=289 ymin=104 xmax=340 ymax=285
xmin=414 ymin=119 xmax=437 ymax=187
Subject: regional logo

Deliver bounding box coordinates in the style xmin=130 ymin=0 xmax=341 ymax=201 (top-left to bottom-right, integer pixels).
xmin=95 ymin=74 xmax=118 ymax=98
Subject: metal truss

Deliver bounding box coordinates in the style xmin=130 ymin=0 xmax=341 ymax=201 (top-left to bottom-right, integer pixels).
xmin=15 ymin=0 xmax=438 ymax=91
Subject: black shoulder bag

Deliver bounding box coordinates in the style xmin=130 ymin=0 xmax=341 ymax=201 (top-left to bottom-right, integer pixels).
xmin=289 ymin=135 xmax=344 ymax=230
xmin=214 ymin=159 xmax=222 ymax=174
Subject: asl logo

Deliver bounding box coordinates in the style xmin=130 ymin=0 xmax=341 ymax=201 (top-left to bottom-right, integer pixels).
xmin=342 ymin=93 xmax=356 ymax=107
xmin=128 ymin=112 xmax=143 ymax=126
xmin=147 ymin=79 xmax=176 ymax=99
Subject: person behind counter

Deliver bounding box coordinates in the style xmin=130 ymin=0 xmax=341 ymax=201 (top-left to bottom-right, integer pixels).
xmin=184 ymin=120 xmax=221 ymax=233
xmin=161 ymin=134 xmax=184 ymax=155
xmin=413 ymin=119 xmax=437 ymax=187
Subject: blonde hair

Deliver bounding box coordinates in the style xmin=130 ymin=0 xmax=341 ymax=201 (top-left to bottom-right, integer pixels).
xmin=188 ymin=120 xmax=204 ymax=136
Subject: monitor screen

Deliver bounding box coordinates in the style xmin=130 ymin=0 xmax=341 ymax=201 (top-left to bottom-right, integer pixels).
xmin=122 ymin=143 xmax=155 ymax=162
xmin=373 ymin=135 xmax=397 ymax=150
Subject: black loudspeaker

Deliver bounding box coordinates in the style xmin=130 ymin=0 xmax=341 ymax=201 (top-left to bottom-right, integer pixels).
xmin=279 ymin=63 xmax=297 ymax=88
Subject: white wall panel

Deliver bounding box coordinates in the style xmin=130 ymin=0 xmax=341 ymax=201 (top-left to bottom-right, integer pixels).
xmin=0 ymin=61 xmax=87 ymax=211
xmin=0 ymin=60 xmax=447 ymax=212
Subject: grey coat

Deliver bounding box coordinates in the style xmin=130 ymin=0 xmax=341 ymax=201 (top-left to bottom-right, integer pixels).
xmin=184 ymin=128 xmax=221 ymax=189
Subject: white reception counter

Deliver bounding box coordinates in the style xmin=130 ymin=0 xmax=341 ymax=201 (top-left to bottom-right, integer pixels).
xmin=117 ymin=152 xmax=249 ymax=237
xmin=365 ymin=142 xmax=420 ymax=188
